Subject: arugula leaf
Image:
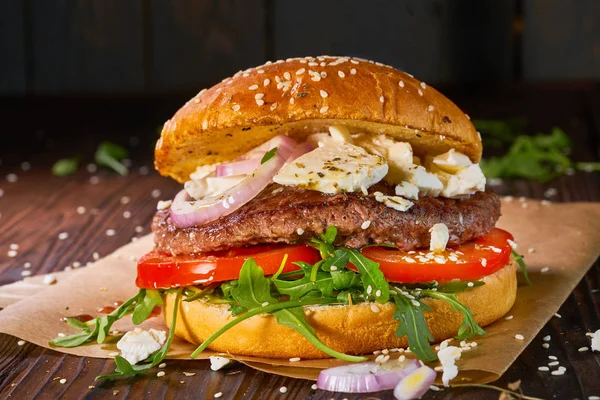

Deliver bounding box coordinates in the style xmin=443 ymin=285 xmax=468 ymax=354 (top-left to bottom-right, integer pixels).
xmin=437 ymin=280 xmax=485 ymax=293
xmin=310 ymin=226 xmax=337 ymax=259
xmin=261 ymin=147 xmax=278 ymax=164
xmin=132 ymin=289 xmax=163 ymax=325
xmin=321 ymin=249 xmax=349 ymax=272
xmin=331 ymin=270 xmax=361 ymax=290
xmin=97 ymin=289 xmax=183 ymax=380
xmin=231 ymin=258 xmax=276 ymax=308
xmin=392 ymin=293 xmax=436 ymax=362
xmin=512 ymin=250 xmax=531 ymax=285
xmin=95 ymin=141 xmax=129 ymax=176
xmin=273 ymin=272 xmax=333 ymax=299
xmin=52 ymin=158 xmax=79 ymax=176
xmin=346 ymin=249 xmax=389 ymax=303
xmin=421 ymin=290 xmax=486 ymax=340
xmin=50 ymin=291 xmax=142 ymax=348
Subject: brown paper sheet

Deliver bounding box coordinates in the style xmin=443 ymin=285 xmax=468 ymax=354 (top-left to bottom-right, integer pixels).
xmin=1 ymin=199 xmax=599 ymax=384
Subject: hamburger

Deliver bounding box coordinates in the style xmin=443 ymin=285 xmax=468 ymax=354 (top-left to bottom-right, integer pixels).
xmin=52 ymin=56 xmax=524 ymax=375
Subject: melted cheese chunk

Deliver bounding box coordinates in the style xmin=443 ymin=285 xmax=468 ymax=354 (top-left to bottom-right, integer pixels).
xmin=184 ymin=175 xmax=245 ymax=200
xmin=273 ymin=142 xmax=388 ymax=194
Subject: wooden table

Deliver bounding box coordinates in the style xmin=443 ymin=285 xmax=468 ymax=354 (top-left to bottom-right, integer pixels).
xmin=1 ymin=85 xmax=599 ymax=399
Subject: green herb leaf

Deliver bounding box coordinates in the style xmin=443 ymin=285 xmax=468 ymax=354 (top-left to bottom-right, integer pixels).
xmin=321 ymin=249 xmax=349 ymax=272
xmin=273 ymin=271 xmax=333 ymax=299
xmin=66 ymin=317 xmax=91 ymax=331
xmin=436 ymin=280 xmax=485 ymax=293
xmin=392 ymin=293 xmax=436 ymax=362
xmin=261 ymin=147 xmax=278 ymax=164
xmin=512 ymin=249 xmax=531 ymax=285
xmin=231 ymin=258 xmax=276 ymax=308
xmin=331 ymin=270 xmax=361 ymax=290
xmin=346 ymin=249 xmax=389 ymax=303
xmin=576 ymin=162 xmax=600 ymax=172
xmin=310 ymin=226 xmax=337 ymax=259
xmin=132 ymin=289 xmax=163 ymax=325
xmin=421 ymin=290 xmax=486 ymax=340
xmin=95 ymin=141 xmax=129 ymax=176
xmin=52 ymin=158 xmax=79 ymax=176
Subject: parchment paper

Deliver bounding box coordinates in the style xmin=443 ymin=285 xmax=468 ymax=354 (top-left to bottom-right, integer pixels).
xmin=1 ymin=199 xmax=599 ymax=384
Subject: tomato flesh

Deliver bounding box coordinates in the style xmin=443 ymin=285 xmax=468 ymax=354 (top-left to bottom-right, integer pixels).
xmin=360 ymin=228 xmax=514 ymax=283
xmin=136 ymin=244 xmax=320 ymax=289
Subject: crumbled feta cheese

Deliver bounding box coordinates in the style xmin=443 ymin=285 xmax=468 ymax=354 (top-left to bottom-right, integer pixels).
xmin=591 ymin=329 xmax=600 ymax=352
xmin=189 ymin=164 xmax=217 ymax=180
xmin=437 ymin=346 xmax=463 ymax=386
xmin=395 ymin=181 xmax=419 ymax=200
xmin=185 ymin=175 xmax=245 ymax=200
xmin=440 ymin=164 xmax=486 ymax=198
xmin=274 ymin=142 xmax=388 ymax=194
xmin=373 ymin=192 xmax=414 ymax=212
xmin=354 ymin=134 xmax=414 ymax=184
xmin=429 ymin=223 xmax=449 ymax=253
xmin=156 ymin=200 xmax=172 ymax=210
xmin=209 ymin=356 xmax=235 ymax=371
xmin=328 ymin=125 xmax=353 ymax=143
xmin=432 ymin=149 xmax=472 ymax=174
xmin=117 ymin=328 xmax=166 ymax=365
xmin=406 ymin=165 xmax=444 ymax=196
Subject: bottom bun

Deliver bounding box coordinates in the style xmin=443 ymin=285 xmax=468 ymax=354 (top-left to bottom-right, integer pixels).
xmin=163 ymin=258 xmax=517 ymax=359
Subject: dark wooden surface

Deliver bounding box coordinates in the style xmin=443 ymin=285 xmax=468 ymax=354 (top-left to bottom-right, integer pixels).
xmin=0 ymin=84 xmax=599 ymax=399
xmin=4 ymin=0 xmax=600 ymax=95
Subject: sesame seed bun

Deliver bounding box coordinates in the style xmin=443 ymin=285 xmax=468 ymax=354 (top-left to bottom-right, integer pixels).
xmin=155 ymin=56 xmax=481 ymax=183
xmin=162 ymin=257 xmax=516 ymax=359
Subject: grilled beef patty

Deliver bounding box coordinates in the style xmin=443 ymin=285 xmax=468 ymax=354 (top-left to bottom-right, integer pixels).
xmin=152 ymin=183 xmax=501 ymax=255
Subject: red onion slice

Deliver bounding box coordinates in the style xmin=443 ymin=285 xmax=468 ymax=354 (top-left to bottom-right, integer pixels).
xmin=316 ymin=359 xmax=420 ymax=393
xmin=216 ymin=159 xmax=261 ymax=177
xmin=284 ymin=142 xmax=314 ymax=164
xmin=393 ymin=366 xmax=436 ymax=400
xmin=170 ymin=152 xmax=286 ymax=228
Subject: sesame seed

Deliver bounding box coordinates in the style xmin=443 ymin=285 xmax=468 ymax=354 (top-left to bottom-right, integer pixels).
xmin=427 ymin=105 xmax=435 ymax=112
xmin=214 ymin=392 xmax=223 ymax=398
xmin=23 ymin=262 xmax=31 ymax=268
xmin=156 ymin=371 xmax=166 ymax=377
xmin=308 ymin=62 xmax=318 ymax=67
xmin=351 ymin=59 xmax=359 ymax=64
xmin=21 ymin=270 xmax=31 ymax=277
xmin=106 ymin=229 xmax=116 ymax=236
xmin=320 ymin=71 xmax=327 ymax=78
xmin=578 ymin=347 xmax=589 ymax=352
xmin=320 ymin=90 xmax=328 ymax=98
xmin=467 ymin=282 xmax=474 ymax=287
xmin=367 ymin=285 xmax=373 ymax=294
xmin=90 ymin=176 xmax=100 ymax=185
xmin=542 ymin=343 xmax=550 ymax=348
xmin=58 ymin=232 xmax=69 ymax=240
xmin=338 ymin=70 xmax=345 ymax=78
xmin=411 ymin=300 xmax=420 ymax=307
xmin=159 ymin=362 xmax=167 ymax=368
xmin=296 ymin=228 xmax=304 ymax=235
xmin=541 ymin=267 xmax=549 ymax=273
xmin=257 ymin=69 xmax=264 ymax=74
xmin=528 ymin=247 xmax=535 ymax=254
xmin=543 ymin=335 xmax=551 ymax=341
xmin=262 ymin=301 xmax=269 ymax=307
xmin=370 ymin=304 xmax=380 ymax=313
xmin=183 ymin=372 xmax=195 ymax=376
xmin=290 ymin=98 xmax=295 ymax=104
xmin=256 ymin=99 xmax=265 ymax=106
xmin=7 ymin=250 xmax=17 ymax=257
xmin=289 ymin=357 xmax=301 ymax=362
xmin=361 ymin=220 xmax=371 ymax=230
xmin=283 ymin=72 xmax=291 ymax=80
xmin=59 ymin=378 xmax=67 ymax=384
xmin=10 ymin=243 xmax=19 ymax=250
xmin=538 ymin=366 xmax=550 ymax=371
xmin=548 ymin=361 xmax=559 ymax=366
xmin=6 ymin=173 xmax=18 ymax=183
xmin=232 ymin=104 xmax=240 ymax=112
xmin=279 ymin=386 xmax=287 ymax=393
xmin=515 ymin=334 xmax=525 ymax=340
xmin=17 ymin=340 xmax=26 ymax=346
xmin=420 ymin=82 xmax=427 ymax=89
xmin=120 ymin=196 xmax=130 ymax=205
xmin=249 ymin=84 xmax=259 ymax=90
xmin=296 ymin=68 xmax=305 ymax=75
xmin=123 ymin=211 xmax=132 ymax=218
xmin=418 ymin=89 xmax=423 ymax=96
xmin=380 ymin=96 xmax=384 ymax=103
xmin=151 ymin=189 xmax=161 ymax=198
xmin=554 ymin=312 xmax=562 ymax=318
xmin=270 ymin=103 xmax=278 ymax=111
xmin=311 ymin=384 xmax=317 ymax=390
xmin=481 ymin=258 xmax=487 ymax=267
xmin=242 ymin=73 xmax=249 ymax=77
xmin=434 ymin=366 xmax=444 ymax=372
xmin=254 ymin=93 xmax=264 ymax=100
xmin=548 ymin=355 xmax=557 ymax=360
xmin=263 ymin=78 xmax=270 ymax=86
xmin=350 ymin=69 xmax=356 ymax=75
xmin=319 ymin=106 xmax=329 ymax=113
xmin=77 ymin=206 xmax=86 ymax=214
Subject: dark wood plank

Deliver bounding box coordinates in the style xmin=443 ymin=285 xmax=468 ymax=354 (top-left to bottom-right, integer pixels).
xmin=30 ymin=0 xmax=144 ymax=94
xmin=523 ymin=0 xmax=600 ymax=80
xmin=0 ymin=0 xmax=26 ymax=94
xmin=150 ymin=0 xmax=266 ymax=92
xmin=0 ymin=86 xmax=599 ymax=398
xmin=273 ymin=0 xmax=514 ymax=83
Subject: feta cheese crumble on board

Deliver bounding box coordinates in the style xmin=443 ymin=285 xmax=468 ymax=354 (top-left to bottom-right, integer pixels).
xmin=273 ymin=142 xmax=388 ymax=194
xmin=116 ymin=328 xmax=166 ymax=365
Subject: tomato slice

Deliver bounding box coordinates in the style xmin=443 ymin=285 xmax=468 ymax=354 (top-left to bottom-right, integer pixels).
xmin=360 ymin=228 xmax=514 ymax=283
xmin=136 ymin=244 xmax=320 ymax=289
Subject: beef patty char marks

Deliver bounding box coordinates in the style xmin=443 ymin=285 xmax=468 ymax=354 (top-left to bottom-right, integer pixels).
xmin=152 ymin=183 xmax=501 ymax=255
